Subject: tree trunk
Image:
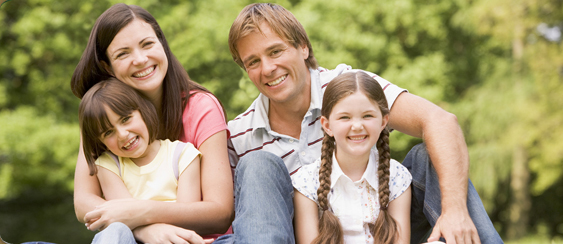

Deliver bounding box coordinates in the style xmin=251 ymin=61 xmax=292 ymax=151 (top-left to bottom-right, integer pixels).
xmin=506 ymin=145 xmax=530 ymax=240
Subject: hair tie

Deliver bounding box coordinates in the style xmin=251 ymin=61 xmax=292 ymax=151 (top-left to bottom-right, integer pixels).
xmin=380 ymin=206 xmax=388 ymax=211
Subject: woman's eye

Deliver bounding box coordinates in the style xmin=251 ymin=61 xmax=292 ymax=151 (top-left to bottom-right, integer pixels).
xmin=122 ymin=116 xmax=131 ymax=123
xmin=143 ymin=41 xmax=154 ymax=47
xmin=115 ymin=52 xmax=127 ymax=59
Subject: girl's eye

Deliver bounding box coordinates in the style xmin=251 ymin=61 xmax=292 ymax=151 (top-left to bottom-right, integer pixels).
xmin=363 ymin=114 xmax=374 ymax=118
xmin=339 ymin=116 xmax=350 ymax=120
xmin=102 ymin=129 xmax=113 ymax=138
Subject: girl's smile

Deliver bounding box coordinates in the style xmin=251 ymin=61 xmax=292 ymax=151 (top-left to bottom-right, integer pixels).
xmin=100 ymin=107 xmax=159 ymax=166
xmin=321 ymin=91 xmax=389 ymax=164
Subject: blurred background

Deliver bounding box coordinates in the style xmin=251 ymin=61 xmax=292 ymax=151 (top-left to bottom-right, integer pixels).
xmin=1 ymin=0 xmax=562 ymax=243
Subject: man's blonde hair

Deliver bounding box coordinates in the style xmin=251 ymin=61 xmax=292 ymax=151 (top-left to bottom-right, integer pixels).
xmin=228 ymin=3 xmax=318 ymax=70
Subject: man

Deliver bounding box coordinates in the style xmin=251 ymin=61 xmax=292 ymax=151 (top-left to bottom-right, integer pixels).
xmin=225 ymin=3 xmax=502 ymax=244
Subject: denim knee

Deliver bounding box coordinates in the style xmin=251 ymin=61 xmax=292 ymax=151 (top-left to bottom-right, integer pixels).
xmin=236 ymin=151 xmax=290 ymax=183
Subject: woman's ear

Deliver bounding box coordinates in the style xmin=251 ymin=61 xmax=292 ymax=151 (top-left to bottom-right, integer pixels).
xmin=101 ymin=61 xmax=114 ymax=76
xmin=321 ymin=116 xmax=333 ymax=137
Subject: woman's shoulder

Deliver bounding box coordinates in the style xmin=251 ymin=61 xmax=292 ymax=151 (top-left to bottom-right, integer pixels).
xmin=187 ymin=91 xmax=222 ymax=106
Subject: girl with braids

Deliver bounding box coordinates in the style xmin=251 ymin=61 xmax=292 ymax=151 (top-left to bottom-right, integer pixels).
xmin=292 ymin=71 xmax=412 ymax=244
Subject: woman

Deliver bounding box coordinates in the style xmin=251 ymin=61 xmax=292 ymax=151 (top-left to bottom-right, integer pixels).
xmin=71 ymin=3 xmax=233 ymax=243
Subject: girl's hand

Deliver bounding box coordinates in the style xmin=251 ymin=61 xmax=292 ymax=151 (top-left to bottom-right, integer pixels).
xmin=133 ymin=223 xmax=214 ymax=244
xmin=84 ymin=198 xmax=149 ymax=231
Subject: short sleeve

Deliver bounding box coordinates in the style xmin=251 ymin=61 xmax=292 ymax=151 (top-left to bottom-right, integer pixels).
xmin=388 ymin=159 xmax=412 ymax=202
xmin=181 ymin=92 xmax=228 ymax=148
xmin=178 ymin=142 xmax=201 ymax=177
xmin=95 ymin=152 xmax=121 ymax=177
xmin=291 ymin=159 xmax=322 ymax=202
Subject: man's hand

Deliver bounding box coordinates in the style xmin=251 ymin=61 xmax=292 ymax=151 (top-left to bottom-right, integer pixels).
xmin=84 ymin=198 xmax=149 ymax=231
xmin=427 ymin=209 xmax=480 ymax=244
xmin=133 ymin=223 xmax=214 ymax=244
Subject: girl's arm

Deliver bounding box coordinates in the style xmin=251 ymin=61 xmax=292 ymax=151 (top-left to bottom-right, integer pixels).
xmin=95 ymin=166 xmax=132 ymax=200
xmin=84 ymin=130 xmax=233 ymax=235
xmin=294 ymin=190 xmax=320 ymax=244
xmin=388 ymin=186 xmax=412 ymax=244
xmin=176 ymin=155 xmax=201 ymax=203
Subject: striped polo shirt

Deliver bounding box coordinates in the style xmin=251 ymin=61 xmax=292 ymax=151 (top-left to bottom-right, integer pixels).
xmin=227 ymin=64 xmax=407 ymax=175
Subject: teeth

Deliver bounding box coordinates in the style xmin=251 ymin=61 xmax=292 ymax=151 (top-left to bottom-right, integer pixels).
xmin=267 ymin=75 xmax=287 ymax=86
xmin=123 ymin=137 xmax=138 ymax=150
xmin=133 ymin=66 xmax=155 ymax=78
xmin=349 ymin=135 xmax=366 ymax=140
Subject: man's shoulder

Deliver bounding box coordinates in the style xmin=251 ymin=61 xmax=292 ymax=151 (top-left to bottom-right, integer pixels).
xmin=228 ymin=97 xmax=267 ymax=142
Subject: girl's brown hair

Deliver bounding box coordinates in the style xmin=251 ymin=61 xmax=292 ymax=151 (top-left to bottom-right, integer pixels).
xmin=315 ymin=71 xmax=398 ymax=244
xmin=79 ymin=78 xmax=159 ymax=176
xmin=71 ymin=3 xmax=215 ymax=141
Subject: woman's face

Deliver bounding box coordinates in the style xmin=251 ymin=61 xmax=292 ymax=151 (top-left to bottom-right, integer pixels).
xmin=105 ymin=19 xmax=168 ymax=102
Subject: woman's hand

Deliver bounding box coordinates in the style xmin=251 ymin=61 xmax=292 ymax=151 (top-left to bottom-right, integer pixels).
xmin=84 ymin=198 xmax=150 ymax=231
xmin=133 ymin=223 xmax=214 ymax=244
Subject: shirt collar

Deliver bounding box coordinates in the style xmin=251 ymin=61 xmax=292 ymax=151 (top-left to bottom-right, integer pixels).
xmin=247 ymin=68 xmax=322 ymax=131
xmin=330 ymin=149 xmax=379 ymax=189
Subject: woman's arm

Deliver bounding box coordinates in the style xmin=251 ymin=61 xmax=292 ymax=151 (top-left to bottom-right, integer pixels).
xmin=86 ymin=130 xmax=234 ymax=235
xmin=294 ymin=190 xmax=319 ymax=244
xmin=74 ymin=138 xmax=105 ymax=223
xmin=388 ymin=186 xmax=412 ymax=244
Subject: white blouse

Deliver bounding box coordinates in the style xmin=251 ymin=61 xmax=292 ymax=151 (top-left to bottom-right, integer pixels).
xmin=292 ymin=149 xmax=412 ymax=243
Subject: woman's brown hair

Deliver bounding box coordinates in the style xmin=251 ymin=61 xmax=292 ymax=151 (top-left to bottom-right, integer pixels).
xmin=315 ymin=71 xmax=398 ymax=244
xmin=79 ymin=78 xmax=159 ymax=176
xmin=71 ymin=3 xmax=213 ymax=141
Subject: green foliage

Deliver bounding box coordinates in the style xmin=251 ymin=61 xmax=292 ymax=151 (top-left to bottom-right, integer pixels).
xmin=0 ymin=107 xmax=79 ymax=199
xmin=1 ymin=0 xmax=562 ymax=241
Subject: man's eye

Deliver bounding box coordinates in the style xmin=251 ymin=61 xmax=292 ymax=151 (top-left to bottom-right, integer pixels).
xmin=247 ymin=59 xmax=259 ymax=67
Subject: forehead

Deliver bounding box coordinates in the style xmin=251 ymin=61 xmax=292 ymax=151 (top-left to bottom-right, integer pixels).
xmin=332 ymin=92 xmax=379 ymax=113
xmin=107 ymin=19 xmax=157 ymax=52
xmin=236 ymin=23 xmax=288 ymax=59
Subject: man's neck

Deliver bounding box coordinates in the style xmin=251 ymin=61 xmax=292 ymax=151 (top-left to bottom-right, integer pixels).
xmin=268 ymin=88 xmax=311 ymax=139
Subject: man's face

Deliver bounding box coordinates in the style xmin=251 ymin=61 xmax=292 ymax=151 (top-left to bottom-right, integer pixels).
xmin=236 ymin=23 xmax=310 ymax=105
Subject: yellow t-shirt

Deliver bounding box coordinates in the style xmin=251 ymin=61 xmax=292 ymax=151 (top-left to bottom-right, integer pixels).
xmin=96 ymin=139 xmax=200 ymax=202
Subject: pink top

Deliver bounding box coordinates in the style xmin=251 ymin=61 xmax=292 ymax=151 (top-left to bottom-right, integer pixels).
xmin=180 ymin=92 xmax=228 ymax=147
xmin=179 ymin=91 xmax=233 ymax=238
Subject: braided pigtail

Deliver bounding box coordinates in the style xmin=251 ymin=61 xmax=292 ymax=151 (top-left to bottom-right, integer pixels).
xmin=312 ymin=133 xmax=344 ymax=244
xmin=368 ymin=128 xmax=398 ymax=244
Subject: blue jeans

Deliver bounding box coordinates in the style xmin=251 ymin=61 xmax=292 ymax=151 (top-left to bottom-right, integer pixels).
xmin=91 ymin=222 xmax=136 ymax=244
xmin=214 ymin=151 xmax=295 ymax=244
xmin=404 ymin=143 xmax=503 ymax=244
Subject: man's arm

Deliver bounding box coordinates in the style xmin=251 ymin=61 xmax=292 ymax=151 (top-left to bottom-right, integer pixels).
xmin=388 ymin=92 xmax=480 ymax=244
